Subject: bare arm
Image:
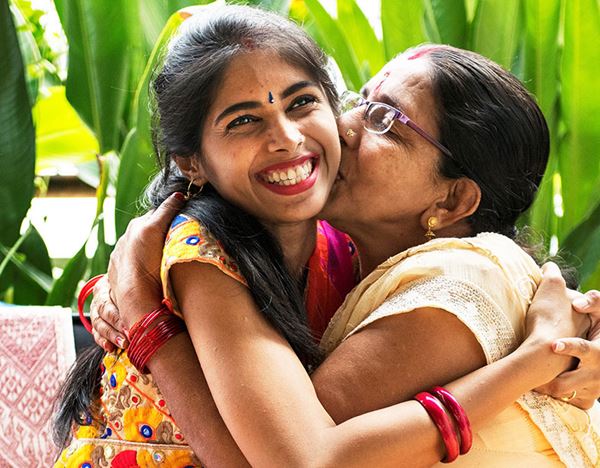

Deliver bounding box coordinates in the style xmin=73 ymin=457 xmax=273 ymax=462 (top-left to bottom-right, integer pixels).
xmin=169 ymin=260 xmax=580 ymax=467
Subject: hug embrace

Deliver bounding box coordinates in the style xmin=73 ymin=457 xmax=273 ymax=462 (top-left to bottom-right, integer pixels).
xmin=54 ymin=5 xmax=600 ymax=467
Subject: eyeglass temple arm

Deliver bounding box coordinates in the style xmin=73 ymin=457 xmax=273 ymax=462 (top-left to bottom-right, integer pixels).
xmin=402 ymin=116 xmax=453 ymax=157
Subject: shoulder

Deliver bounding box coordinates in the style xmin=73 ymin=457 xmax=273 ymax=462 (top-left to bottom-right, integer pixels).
xmin=162 ymin=214 xmax=245 ymax=285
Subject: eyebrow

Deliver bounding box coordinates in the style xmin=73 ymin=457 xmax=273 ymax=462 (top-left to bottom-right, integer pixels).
xmin=214 ymin=80 xmax=318 ymax=125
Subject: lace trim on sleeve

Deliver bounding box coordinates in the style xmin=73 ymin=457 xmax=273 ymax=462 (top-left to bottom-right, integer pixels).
xmin=346 ymin=275 xmax=518 ymax=364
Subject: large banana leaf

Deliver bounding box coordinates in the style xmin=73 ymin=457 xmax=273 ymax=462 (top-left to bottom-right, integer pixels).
xmin=12 ymin=226 xmax=52 ymax=304
xmin=423 ymin=0 xmax=468 ymax=47
xmin=470 ymin=0 xmax=523 ymax=70
xmin=115 ymin=11 xmax=189 ymax=237
xmin=562 ymin=199 xmax=600 ymax=289
xmin=557 ymin=0 xmax=600 ymax=240
xmin=521 ymin=0 xmax=561 ymax=238
xmin=0 ymin=0 xmax=35 ymax=249
xmin=337 ymin=0 xmax=385 ymax=80
xmin=381 ymin=0 xmax=425 ymax=61
xmin=304 ymin=0 xmax=362 ymax=90
xmin=54 ymin=0 xmax=132 ymax=153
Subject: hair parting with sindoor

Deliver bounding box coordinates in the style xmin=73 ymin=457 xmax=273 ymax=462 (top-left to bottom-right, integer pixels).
xmin=54 ymin=5 xmax=338 ymax=449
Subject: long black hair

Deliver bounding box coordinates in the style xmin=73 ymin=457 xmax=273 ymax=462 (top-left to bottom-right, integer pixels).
xmin=54 ymin=5 xmax=337 ymax=449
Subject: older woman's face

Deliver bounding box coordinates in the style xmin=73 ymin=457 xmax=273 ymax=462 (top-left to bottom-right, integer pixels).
xmin=322 ymin=56 xmax=450 ymax=247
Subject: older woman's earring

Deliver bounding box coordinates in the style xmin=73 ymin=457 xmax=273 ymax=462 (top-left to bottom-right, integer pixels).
xmin=185 ymin=178 xmax=204 ymax=200
xmin=425 ymin=216 xmax=438 ymax=240
xmin=346 ymin=128 xmax=356 ymax=137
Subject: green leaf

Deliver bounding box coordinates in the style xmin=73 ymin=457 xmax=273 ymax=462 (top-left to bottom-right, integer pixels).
xmin=12 ymin=225 xmax=52 ymax=304
xmin=381 ymin=0 xmax=425 ymax=61
xmin=54 ymin=0 xmax=132 ymax=153
xmin=423 ymin=0 xmax=468 ymax=47
xmin=33 ymin=86 xmax=99 ymax=173
xmin=45 ymin=243 xmax=88 ymax=306
xmin=0 ymin=0 xmax=35 ymax=247
xmin=337 ymin=0 xmax=385 ymax=79
xmin=304 ymin=0 xmax=362 ymax=90
xmin=561 ymin=198 xmax=600 ymax=289
xmin=115 ymin=10 xmax=189 ymax=238
xmin=520 ymin=0 xmax=561 ymax=238
xmin=557 ymin=0 xmax=600 ymax=239
xmin=470 ymin=0 xmax=523 ymax=70
xmin=9 ymin=2 xmax=42 ymax=105
xmin=90 ymin=219 xmax=112 ymax=277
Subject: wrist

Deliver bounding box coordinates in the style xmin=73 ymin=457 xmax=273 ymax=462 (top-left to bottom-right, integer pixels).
xmin=515 ymin=335 xmax=571 ymax=384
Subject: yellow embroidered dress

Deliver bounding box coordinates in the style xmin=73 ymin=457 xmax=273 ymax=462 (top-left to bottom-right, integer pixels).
xmin=321 ymin=233 xmax=600 ymax=467
xmin=56 ymin=215 xmax=357 ymax=467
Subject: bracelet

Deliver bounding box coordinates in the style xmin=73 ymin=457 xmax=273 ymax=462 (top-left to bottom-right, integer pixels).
xmin=127 ymin=303 xmax=170 ymax=342
xmin=414 ymin=392 xmax=460 ymax=463
xmin=77 ymin=274 xmax=105 ymax=334
xmin=431 ymin=387 xmax=472 ymax=455
xmin=128 ymin=314 xmax=186 ymax=374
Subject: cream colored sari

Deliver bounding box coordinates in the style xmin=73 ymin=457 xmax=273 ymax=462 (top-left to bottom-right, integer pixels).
xmin=321 ymin=233 xmax=600 ymax=467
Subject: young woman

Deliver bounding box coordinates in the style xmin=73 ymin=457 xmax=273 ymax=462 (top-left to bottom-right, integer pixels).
xmin=58 ymin=5 xmax=600 ymax=467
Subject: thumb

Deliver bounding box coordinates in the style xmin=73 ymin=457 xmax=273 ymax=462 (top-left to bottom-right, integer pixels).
xmin=551 ymin=337 xmax=591 ymax=361
xmin=150 ymin=192 xmax=185 ymax=233
xmin=535 ymin=262 xmax=567 ymax=298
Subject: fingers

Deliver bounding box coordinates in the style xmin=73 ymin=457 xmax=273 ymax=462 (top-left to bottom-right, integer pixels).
xmin=538 ymin=262 xmax=567 ymax=294
xmin=148 ymin=192 xmax=185 ymax=235
xmin=90 ymin=275 xmax=129 ymax=348
xmin=573 ymin=290 xmax=600 ymax=312
xmin=551 ymin=337 xmax=592 ymax=359
xmin=535 ymin=376 xmax=596 ymax=410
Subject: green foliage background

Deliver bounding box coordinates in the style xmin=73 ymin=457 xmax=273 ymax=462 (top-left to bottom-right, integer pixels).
xmin=1 ymin=0 xmax=599 ymax=306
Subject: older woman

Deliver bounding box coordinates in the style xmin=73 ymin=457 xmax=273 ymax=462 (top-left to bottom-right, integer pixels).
xmin=93 ymin=43 xmax=600 ymax=466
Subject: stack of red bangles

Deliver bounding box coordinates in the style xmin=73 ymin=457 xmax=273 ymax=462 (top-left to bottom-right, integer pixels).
xmin=414 ymin=386 xmax=473 ymax=463
xmin=127 ymin=301 xmax=186 ymax=374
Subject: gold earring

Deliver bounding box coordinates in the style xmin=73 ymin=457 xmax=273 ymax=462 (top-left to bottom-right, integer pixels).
xmin=346 ymin=128 xmax=356 ymax=137
xmin=185 ymin=178 xmax=204 ymax=200
xmin=425 ymin=216 xmax=438 ymax=240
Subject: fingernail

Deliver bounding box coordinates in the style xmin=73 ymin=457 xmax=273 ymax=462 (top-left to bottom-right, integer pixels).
xmin=573 ymin=297 xmax=589 ymax=309
xmin=173 ymin=192 xmax=185 ymax=201
xmin=115 ymin=336 xmax=126 ymax=348
xmin=553 ymin=341 xmax=565 ymax=352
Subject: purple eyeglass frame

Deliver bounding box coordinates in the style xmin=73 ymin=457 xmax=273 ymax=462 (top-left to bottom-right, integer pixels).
xmin=344 ymin=91 xmax=453 ymax=158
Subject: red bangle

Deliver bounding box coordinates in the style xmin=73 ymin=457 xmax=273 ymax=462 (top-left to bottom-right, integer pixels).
xmin=128 ymin=315 xmax=185 ymax=374
xmin=414 ymin=392 xmax=460 ymax=463
xmin=128 ymin=304 xmax=170 ymax=342
xmin=77 ymin=274 xmax=105 ymax=334
xmin=431 ymin=387 xmax=472 ymax=455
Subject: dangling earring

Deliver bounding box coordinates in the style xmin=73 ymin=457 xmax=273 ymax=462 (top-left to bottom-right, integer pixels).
xmin=185 ymin=178 xmax=204 ymax=200
xmin=425 ymin=216 xmax=438 ymax=240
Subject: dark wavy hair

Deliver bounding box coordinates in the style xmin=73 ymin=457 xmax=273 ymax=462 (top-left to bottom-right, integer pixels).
xmin=412 ymin=45 xmax=550 ymax=238
xmin=54 ymin=5 xmax=337 ymax=449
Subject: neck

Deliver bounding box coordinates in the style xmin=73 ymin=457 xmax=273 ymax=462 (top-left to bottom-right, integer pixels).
xmin=266 ymin=220 xmax=317 ymax=279
xmin=351 ymin=220 xmax=475 ymax=277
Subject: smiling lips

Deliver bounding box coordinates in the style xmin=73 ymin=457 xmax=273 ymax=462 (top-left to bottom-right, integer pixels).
xmin=257 ymin=155 xmax=319 ymax=195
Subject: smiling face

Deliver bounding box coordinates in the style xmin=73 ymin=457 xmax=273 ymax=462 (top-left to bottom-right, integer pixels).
xmin=189 ymin=51 xmax=340 ymax=227
xmin=322 ymin=56 xmax=454 ymax=252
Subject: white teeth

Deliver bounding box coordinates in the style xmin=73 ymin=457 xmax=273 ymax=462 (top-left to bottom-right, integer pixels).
xmin=263 ymin=159 xmax=315 ymax=186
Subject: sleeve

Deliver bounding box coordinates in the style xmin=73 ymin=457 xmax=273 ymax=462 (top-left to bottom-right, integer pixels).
xmin=160 ymin=214 xmax=247 ymax=318
xmin=346 ymin=246 xmax=537 ymax=364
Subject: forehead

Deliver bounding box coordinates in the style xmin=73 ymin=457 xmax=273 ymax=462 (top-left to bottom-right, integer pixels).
xmin=212 ymin=51 xmax=312 ymax=105
xmin=364 ymin=57 xmax=433 ymax=112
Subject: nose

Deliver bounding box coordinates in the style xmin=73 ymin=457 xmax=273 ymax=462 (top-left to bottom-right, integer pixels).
xmin=337 ymin=111 xmax=361 ymax=150
xmin=266 ymin=118 xmax=305 ymax=154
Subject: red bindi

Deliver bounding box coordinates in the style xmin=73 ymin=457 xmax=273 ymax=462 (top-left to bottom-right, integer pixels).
xmin=407 ymin=47 xmax=439 ymax=60
xmin=374 ymin=71 xmax=390 ymax=94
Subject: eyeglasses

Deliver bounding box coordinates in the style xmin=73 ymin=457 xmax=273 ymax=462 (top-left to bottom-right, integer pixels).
xmin=340 ymin=90 xmax=453 ymax=158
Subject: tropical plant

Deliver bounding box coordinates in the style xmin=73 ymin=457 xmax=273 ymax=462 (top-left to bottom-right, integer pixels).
xmin=1 ymin=0 xmax=598 ymax=308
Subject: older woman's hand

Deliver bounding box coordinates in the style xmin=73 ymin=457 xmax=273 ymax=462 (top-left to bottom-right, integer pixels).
xmin=535 ymin=289 xmax=600 ymax=409
xmin=90 ymin=193 xmax=185 ymax=348
xmin=90 ymin=275 xmax=127 ymax=351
